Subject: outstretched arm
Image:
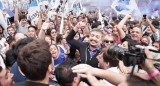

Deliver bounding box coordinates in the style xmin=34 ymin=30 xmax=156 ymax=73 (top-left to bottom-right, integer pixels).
xmin=117 ymin=14 xmax=132 ymax=39
xmin=72 ymin=64 xmax=126 ymax=85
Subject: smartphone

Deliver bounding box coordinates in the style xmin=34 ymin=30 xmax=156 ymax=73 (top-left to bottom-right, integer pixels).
xmin=143 ymin=14 xmax=147 ymax=19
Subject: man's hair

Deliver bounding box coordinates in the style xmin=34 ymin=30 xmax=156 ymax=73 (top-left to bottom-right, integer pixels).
xmin=28 ymin=25 xmax=37 ymax=31
xmin=126 ymin=75 xmax=156 ymax=86
xmin=12 ymin=37 xmax=35 ymax=60
xmin=55 ymin=60 xmax=78 ymax=86
xmin=17 ymin=39 xmax=52 ymax=81
xmin=90 ymin=28 xmax=104 ymax=39
xmin=56 ymin=34 xmax=63 ymax=44
xmin=19 ymin=15 xmax=27 ymax=21
xmin=7 ymin=26 xmax=14 ymax=31
xmin=102 ymin=48 xmax=119 ymax=67
xmin=152 ymin=20 xmax=159 ymax=28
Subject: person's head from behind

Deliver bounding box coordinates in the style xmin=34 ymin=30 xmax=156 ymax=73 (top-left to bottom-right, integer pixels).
xmin=96 ymin=48 xmax=119 ymax=69
xmin=118 ymin=75 xmax=156 ymax=86
xmin=0 ymin=66 xmax=14 ymax=86
xmin=19 ymin=15 xmax=27 ymax=27
xmin=28 ymin=25 xmax=37 ymax=38
xmin=7 ymin=26 xmax=15 ymax=36
xmin=130 ymin=26 xmax=142 ymax=43
xmin=17 ymin=39 xmax=52 ymax=81
xmin=13 ymin=33 xmax=27 ymax=42
xmin=12 ymin=37 xmax=35 ymax=60
xmin=89 ymin=28 xmax=103 ymax=48
xmin=55 ymin=61 xmax=79 ymax=86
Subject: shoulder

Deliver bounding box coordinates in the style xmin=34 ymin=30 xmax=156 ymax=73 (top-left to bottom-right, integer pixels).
xmin=12 ymin=81 xmax=26 ymax=86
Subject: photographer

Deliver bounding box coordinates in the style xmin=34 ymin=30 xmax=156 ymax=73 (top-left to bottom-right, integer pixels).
xmin=72 ymin=45 xmax=160 ymax=86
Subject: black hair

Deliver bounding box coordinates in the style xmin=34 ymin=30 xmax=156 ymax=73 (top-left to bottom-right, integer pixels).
xmin=17 ymin=39 xmax=52 ymax=81
xmin=55 ymin=61 xmax=78 ymax=86
xmin=12 ymin=37 xmax=35 ymax=60
xmin=28 ymin=25 xmax=37 ymax=31
xmin=56 ymin=34 xmax=63 ymax=44
xmin=19 ymin=15 xmax=27 ymax=21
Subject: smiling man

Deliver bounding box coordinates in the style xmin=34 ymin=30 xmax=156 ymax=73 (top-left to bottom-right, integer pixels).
xmin=117 ymin=14 xmax=142 ymax=44
xmin=67 ymin=22 xmax=104 ymax=68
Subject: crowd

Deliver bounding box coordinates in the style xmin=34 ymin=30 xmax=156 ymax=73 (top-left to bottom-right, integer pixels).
xmin=0 ymin=1 xmax=160 ymax=86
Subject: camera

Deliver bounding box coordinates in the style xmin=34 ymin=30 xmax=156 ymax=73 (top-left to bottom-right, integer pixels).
xmin=107 ymin=45 xmax=146 ymax=66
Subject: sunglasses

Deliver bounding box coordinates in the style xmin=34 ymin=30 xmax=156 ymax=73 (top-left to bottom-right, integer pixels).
xmin=105 ymin=40 xmax=114 ymax=43
xmin=51 ymin=31 xmax=56 ymax=34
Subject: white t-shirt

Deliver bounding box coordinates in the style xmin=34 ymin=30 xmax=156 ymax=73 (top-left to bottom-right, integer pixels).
xmin=0 ymin=55 xmax=6 ymax=69
xmin=103 ymin=67 xmax=120 ymax=86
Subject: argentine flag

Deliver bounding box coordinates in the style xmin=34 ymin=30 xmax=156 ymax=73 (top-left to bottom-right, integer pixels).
xmin=0 ymin=1 xmax=4 ymax=10
xmin=29 ymin=0 xmax=38 ymax=7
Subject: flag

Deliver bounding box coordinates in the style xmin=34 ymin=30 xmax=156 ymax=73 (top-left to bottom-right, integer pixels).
xmin=6 ymin=8 xmax=14 ymax=17
xmin=111 ymin=0 xmax=141 ymax=19
xmin=98 ymin=9 xmax=104 ymax=29
xmin=28 ymin=0 xmax=40 ymax=25
xmin=60 ymin=13 xmax=64 ymax=34
xmin=29 ymin=0 xmax=38 ymax=7
xmin=0 ymin=1 xmax=4 ymax=10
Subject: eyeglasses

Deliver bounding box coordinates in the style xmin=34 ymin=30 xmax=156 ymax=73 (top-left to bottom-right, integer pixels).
xmin=51 ymin=31 xmax=56 ymax=34
xmin=105 ymin=40 xmax=114 ymax=43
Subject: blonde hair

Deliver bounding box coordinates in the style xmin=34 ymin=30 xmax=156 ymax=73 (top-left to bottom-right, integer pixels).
xmin=102 ymin=35 xmax=116 ymax=45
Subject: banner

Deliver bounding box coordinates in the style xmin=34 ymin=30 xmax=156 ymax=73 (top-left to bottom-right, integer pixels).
xmin=28 ymin=0 xmax=40 ymax=25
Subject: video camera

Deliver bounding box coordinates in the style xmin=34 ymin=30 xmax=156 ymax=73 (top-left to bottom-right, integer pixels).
xmin=107 ymin=45 xmax=159 ymax=66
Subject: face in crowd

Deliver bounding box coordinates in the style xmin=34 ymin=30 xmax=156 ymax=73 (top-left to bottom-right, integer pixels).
xmin=7 ymin=27 xmax=15 ymax=36
xmin=96 ymin=52 xmax=106 ymax=69
xmin=28 ymin=27 xmax=37 ymax=38
xmin=130 ymin=27 xmax=142 ymax=43
xmin=21 ymin=19 xmax=27 ymax=27
xmin=50 ymin=44 xmax=59 ymax=60
xmin=89 ymin=30 xmax=102 ymax=48
xmin=103 ymin=35 xmax=115 ymax=47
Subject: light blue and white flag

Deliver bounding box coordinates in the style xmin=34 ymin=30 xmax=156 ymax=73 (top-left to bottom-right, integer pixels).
xmin=0 ymin=1 xmax=4 ymax=10
xmin=98 ymin=9 xmax=104 ymax=29
xmin=28 ymin=0 xmax=40 ymax=25
xmin=29 ymin=0 xmax=38 ymax=7
xmin=111 ymin=0 xmax=141 ymax=19
xmin=111 ymin=0 xmax=139 ymax=14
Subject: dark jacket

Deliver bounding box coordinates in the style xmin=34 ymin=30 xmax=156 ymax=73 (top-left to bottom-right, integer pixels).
xmin=67 ymin=30 xmax=104 ymax=68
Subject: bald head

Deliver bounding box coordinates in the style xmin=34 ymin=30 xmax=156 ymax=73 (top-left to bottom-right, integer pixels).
xmin=14 ymin=33 xmax=27 ymax=42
